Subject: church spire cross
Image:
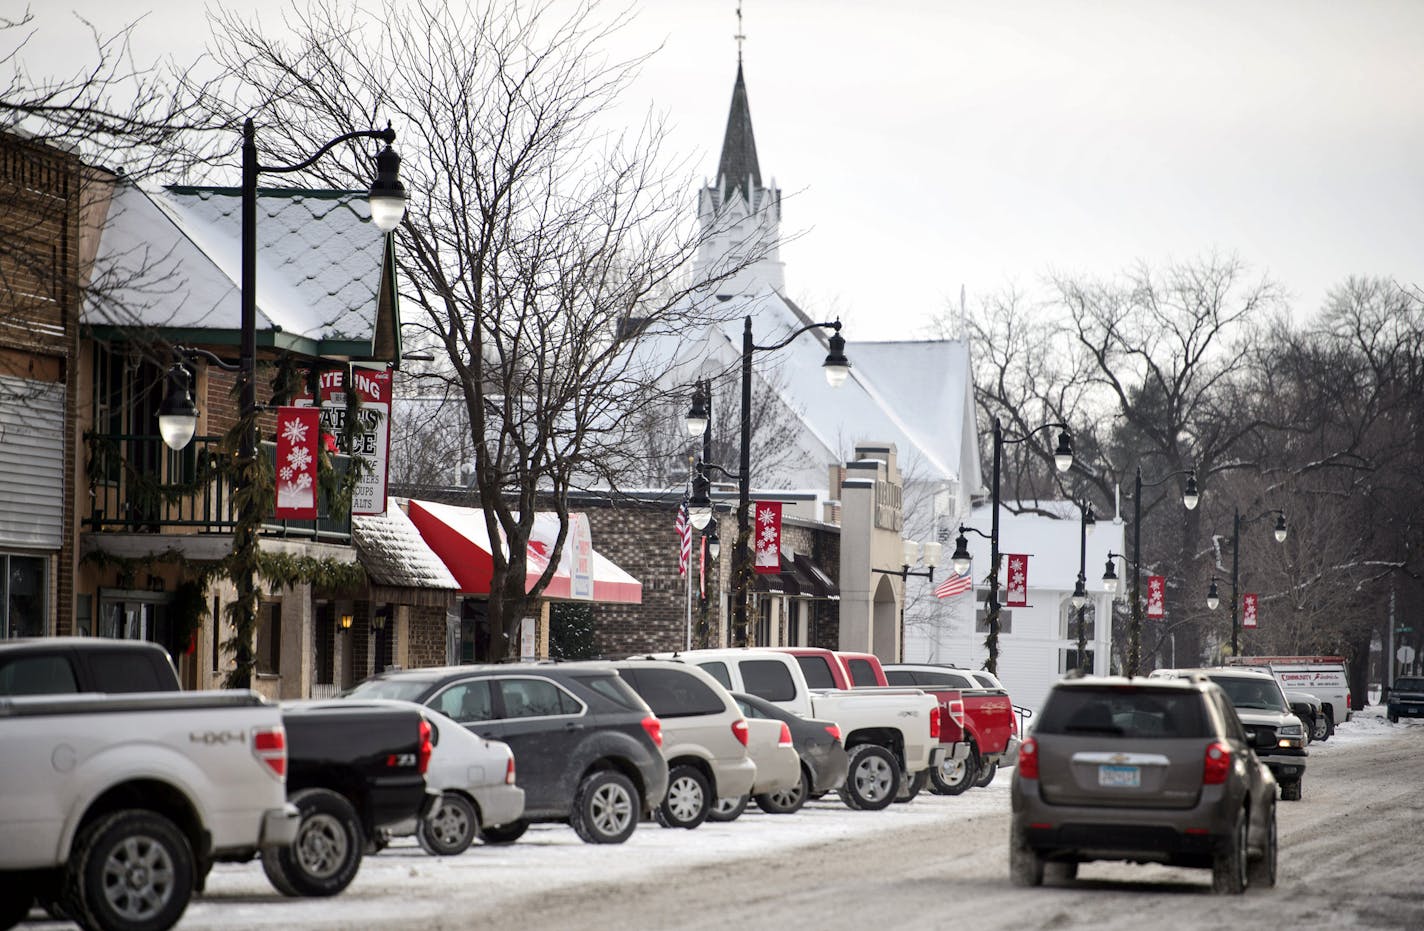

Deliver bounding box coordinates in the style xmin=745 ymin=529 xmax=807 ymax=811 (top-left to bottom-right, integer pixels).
xmin=735 ymin=2 xmax=746 ymax=64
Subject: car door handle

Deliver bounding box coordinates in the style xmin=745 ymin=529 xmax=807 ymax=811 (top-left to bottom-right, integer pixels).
xmin=564 ymin=722 xmax=585 ymax=732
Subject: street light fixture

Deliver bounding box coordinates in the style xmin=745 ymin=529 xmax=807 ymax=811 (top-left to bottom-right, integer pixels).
xmin=158 ymin=116 xmax=407 ymax=689
xmin=1119 ymin=465 xmax=1199 ymax=677
xmin=1208 ymin=507 xmax=1287 ymax=656
xmin=687 ymin=317 xmax=851 ymax=648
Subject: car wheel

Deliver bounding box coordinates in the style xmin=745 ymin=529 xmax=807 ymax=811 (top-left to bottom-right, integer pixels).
xmin=62 ymin=809 xmax=195 ymax=931
xmin=1247 ymin=802 xmax=1278 ymax=889
xmin=417 ymin=792 xmax=479 ymax=857
xmin=839 ymin=744 xmax=901 ymax=811
xmin=480 ymin=819 xmax=529 ymax=845
xmin=755 ymin=767 xmax=809 ymax=815
xmin=0 ymin=870 xmax=35 ymax=930
xmin=708 ymin=794 xmax=750 ymax=822
xmin=262 ymin=788 xmax=363 ymax=898
xmin=656 ymin=764 xmax=712 ymax=829
xmin=894 ymin=768 xmax=929 ymax=803
xmin=1212 ymin=810 xmax=1249 ymax=895
xmin=930 ymin=747 xmax=978 ymax=796
xmin=570 ymin=769 xmax=640 ymax=844
xmin=1043 ymin=861 xmax=1078 ymax=883
xmin=1310 ymin=714 xmax=1329 ymax=741
xmin=1323 ymin=713 xmax=1335 ymax=739
xmin=1280 ymin=776 xmax=1303 ymax=802
xmin=1009 ymin=828 xmax=1044 ymax=887
xmin=974 ymin=760 xmax=999 ymax=788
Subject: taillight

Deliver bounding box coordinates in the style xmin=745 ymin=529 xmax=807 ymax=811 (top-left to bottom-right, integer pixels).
xmin=252 ymin=725 xmax=287 ymax=780
xmin=641 ymin=715 xmax=663 ymax=749
xmin=929 ymin=705 xmax=942 ymax=740
xmin=1346 ymin=693 xmax=1352 ymax=710
xmin=825 ymin=724 xmax=842 ymax=743
xmin=1018 ymin=737 xmax=1039 ymax=780
xmin=505 ymin=754 xmax=516 ymax=785
xmin=1203 ymin=741 xmax=1231 ymax=785
xmin=778 ymin=722 xmax=793 ymax=748
xmin=417 ymin=719 xmax=433 ymax=775
xmin=948 ymin=700 xmax=965 ymax=729
xmin=731 ymin=718 xmax=750 ymax=747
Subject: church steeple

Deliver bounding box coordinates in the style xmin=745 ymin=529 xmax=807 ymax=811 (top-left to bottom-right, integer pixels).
xmin=716 ymin=63 xmax=761 ymax=203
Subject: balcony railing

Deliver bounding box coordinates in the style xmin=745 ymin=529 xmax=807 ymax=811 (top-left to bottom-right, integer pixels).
xmin=84 ymin=432 xmax=351 ymax=541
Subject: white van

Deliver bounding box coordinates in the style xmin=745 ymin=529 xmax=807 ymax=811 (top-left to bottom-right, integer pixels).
xmin=1226 ymin=655 xmax=1351 ymax=735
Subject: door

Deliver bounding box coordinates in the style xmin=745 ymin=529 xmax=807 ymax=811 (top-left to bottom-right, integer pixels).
xmin=486 ymin=676 xmax=587 ymax=817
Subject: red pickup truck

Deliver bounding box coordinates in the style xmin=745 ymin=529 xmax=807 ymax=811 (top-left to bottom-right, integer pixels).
xmin=881 ymin=662 xmax=1017 ymax=795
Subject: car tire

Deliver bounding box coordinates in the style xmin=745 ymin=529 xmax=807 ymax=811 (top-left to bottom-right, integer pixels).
xmin=1323 ymin=713 xmax=1335 ymax=739
xmin=1310 ymin=714 xmax=1329 ymax=741
xmin=571 ymin=770 xmax=640 ymax=844
xmin=1009 ymin=828 xmax=1044 ymax=887
xmin=656 ymin=764 xmax=712 ymax=830
xmin=1280 ymin=777 xmax=1303 ymax=802
xmin=708 ymin=794 xmax=750 ymax=822
xmin=1388 ymin=711 xmax=1399 ymax=724
xmin=839 ymin=744 xmax=901 ymax=812
xmin=894 ymin=768 xmax=929 ymax=803
xmin=1212 ymin=810 xmax=1249 ymax=895
xmin=755 ymin=767 xmax=810 ymax=815
xmin=262 ymin=788 xmax=363 ymax=898
xmin=930 ymin=747 xmax=978 ymax=796
xmin=62 ymin=809 xmax=195 ymax=931
xmin=1247 ymin=802 xmax=1278 ymax=889
xmin=1043 ymin=861 xmax=1078 ymax=883
xmin=417 ymin=792 xmax=479 ymax=857
xmin=0 ymin=871 xmax=35 ymax=931
xmin=479 ymin=819 xmax=529 ymax=845
xmin=974 ymin=760 xmax=999 ymax=788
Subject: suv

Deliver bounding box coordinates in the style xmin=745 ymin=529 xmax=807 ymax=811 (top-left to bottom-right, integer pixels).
xmin=611 ymin=660 xmax=757 ymax=830
xmin=1386 ymin=676 xmax=1424 ymax=723
xmin=346 ymin=663 xmax=667 ymax=844
xmin=1012 ymin=675 xmax=1277 ymax=894
xmin=1151 ymin=667 xmax=1308 ymax=800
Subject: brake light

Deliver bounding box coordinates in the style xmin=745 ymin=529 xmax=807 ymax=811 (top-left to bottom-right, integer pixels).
xmin=505 ymin=754 xmax=516 ymax=786
xmin=417 ymin=719 xmax=433 ymax=775
xmin=825 ymin=724 xmax=842 ymax=743
xmin=929 ymin=705 xmax=941 ymax=740
xmin=778 ymin=722 xmax=793 ymax=748
xmin=252 ymin=725 xmax=287 ymax=780
xmin=731 ymin=718 xmax=750 ymax=747
xmin=641 ymin=715 xmax=663 ymax=749
xmin=1203 ymin=741 xmax=1231 ymax=785
xmin=948 ymin=699 xmax=965 ymax=729
xmin=1347 ymin=693 xmax=1352 ymax=710
xmin=1018 ymin=737 xmax=1038 ymax=779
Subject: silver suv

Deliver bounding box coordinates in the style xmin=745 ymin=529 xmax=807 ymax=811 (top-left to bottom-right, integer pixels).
xmin=1011 ymin=674 xmax=1277 ymax=894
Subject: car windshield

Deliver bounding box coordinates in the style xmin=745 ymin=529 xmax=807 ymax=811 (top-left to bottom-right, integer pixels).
xmin=1035 ymin=687 xmax=1209 ymax=739
xmin=1395 ymin=677 xmax=1424 ymax=691
xmin=1209 ymin=675 xmax=1288 ymax=712
xmin=344 ymin=678 xmax=432 ymax=702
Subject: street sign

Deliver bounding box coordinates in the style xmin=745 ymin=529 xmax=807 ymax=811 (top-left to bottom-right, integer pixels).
xmin=1399 ymin=645 xmax=1417 ymax=664
xmin=1397 ymin=627 xmax=1414 ymax=633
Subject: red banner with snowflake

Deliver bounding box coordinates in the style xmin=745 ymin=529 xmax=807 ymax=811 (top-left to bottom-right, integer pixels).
xmin=1147 ymin=575 xmax=1166 ymax=617
xmin=274 ymin=406 xmax=320 ymax=520
xmin=1005 ymin=554 xmax=1028 ymax=606
xmin=1243 ymin=593 xmax=1259 ymax=628
xmin=754 ymin=502 xmax=783 ymax=574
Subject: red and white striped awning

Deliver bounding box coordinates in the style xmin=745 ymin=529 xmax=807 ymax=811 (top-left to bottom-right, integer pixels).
xmin=405 ymin=499 xmax=642 ymax=604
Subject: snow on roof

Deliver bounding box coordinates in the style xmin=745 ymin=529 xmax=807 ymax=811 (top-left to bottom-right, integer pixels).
xmin=960 ymin=501 xmax=1125 ymax=591
xmin=351 ymin=498 xmax=460 ymax=590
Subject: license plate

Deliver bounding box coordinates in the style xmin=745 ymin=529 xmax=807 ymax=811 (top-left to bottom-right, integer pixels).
xmin=1098 ymin=764 xmax=1141 ymax=787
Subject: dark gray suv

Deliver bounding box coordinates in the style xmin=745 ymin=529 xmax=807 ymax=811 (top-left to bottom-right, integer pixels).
xmin=1011 ymin=674 xmax=1278 ymax=894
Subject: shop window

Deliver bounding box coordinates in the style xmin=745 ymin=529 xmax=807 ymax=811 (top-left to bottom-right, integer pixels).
xmin=257 ymin=602 xmax=281 ymax=676
xmin=0 ymin=554 xmax=47 ymax=639
xmin=974 ymin=608 xmax=1013 ymax=634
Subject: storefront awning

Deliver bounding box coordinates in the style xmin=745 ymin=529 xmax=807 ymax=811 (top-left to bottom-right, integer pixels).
xmin=406 ymin=499 xmax=642 ymax=604
xmin=752 ymin=552 xmax=840 ymax=600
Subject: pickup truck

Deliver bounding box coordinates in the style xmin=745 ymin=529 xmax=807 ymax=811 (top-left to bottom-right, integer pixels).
xmin=653 ymin=648 xmax=942 ymax=811
xmin=883 ymin=662 xmax=1018 ymax=794
xmin=0 ymin=690 xmax=298 ymax=931
xmin=263 ymin=701 xmax=434 ymax=897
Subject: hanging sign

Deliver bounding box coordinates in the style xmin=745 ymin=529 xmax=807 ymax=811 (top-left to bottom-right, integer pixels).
xmin=1243 ymin=593 xmax=1259 ymax=628
xmin=294 ymin=363 xmax=392 ymax=516
xmin=563 ymin=513 xmax=594 ymax=601
xmin=754 ymin=502 xmax=783 ymax=574
xmin=274 ymin=406 xmax=320 ymax=520
xmin=1147 ymin=575 xmax=1166 ymax=618
xmin=1005 ymin=554 xmax=1029 ymax=606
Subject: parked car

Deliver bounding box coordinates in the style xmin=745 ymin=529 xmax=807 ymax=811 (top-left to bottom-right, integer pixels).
xmin=612 ymin=659 xmax=757 ymax=829
xmin=362 ymin=703 xmax=524 ymax=857
xmin=0 ymin=636 xmax=181 ymax=695
xmin=1224 ymin=655 xmax=1352 ymax=737
xmin=1011 ymin=673 xmax=1278 ymax=895
xmin=346 ymin=663 xmax=667 ymax=844
xmin=264 ymin=700 xmax=434 ymax=897
xmin=883 ymin=662 xmax=1016 ymax=794
xmin=1150 ymin=667 xmax=1308 ymax=800
xmin=709 ymin=715 xmax=800 ymax=822
xmin=732 ymin=691 xmax=850 ymax=814
xmin=0 ymin=690 xmax=298 ymax=931
xmin=1385 ymin=676 xmax=1424 ymax=723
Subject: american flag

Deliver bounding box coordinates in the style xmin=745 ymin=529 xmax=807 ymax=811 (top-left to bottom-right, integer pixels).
xmin=934 ymin=563 xmax=973 ymax=599
xmin=675 ymin=501 xmax=691 ymax=576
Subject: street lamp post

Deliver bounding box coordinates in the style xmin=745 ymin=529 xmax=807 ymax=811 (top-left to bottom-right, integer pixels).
xmin=1208 ymin=507 xmax=1287 ymax=657
xmin=949 ymin=417 xmax=1073 ymax=676
xmin=158 ymin=117 xmax=407 ymax=689
xmin=689 ymin=316 xmax=850 ymax=648
xmin=1103 ymin=465 xmax=1200 ymax=677
xmin=1071 ymin=501 xmax=1096 ymax=674
xmin=685 ymin=379 xmax=723 ymax=648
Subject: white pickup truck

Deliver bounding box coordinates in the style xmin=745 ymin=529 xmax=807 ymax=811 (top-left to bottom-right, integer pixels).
xmin=646 ymin=649 xmax=942 ymax=811
xmin=0 ymin=690 xmax=298 ymax=931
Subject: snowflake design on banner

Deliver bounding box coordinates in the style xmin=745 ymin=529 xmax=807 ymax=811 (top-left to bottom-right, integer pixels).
xmin=760 ymin=526 xmax=777 ymax=544
xmin=279 ymin=465 xmax=294 ymax=482
xmin=758 ymin=506 xmax=776 ymax=526
xmin=294 ymin=473 xmax=313 ymax=490
xmin=280 ymin=418 xmax=310 ymax=445
xmin=1010 ymin=566 xmax=1025 ymax=589
xmin=286 ymin=446 xmax=313 ymax=472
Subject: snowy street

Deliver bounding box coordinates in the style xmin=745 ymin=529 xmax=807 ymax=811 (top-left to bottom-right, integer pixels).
xmin=23 ymin=707 xmax=1419 ymax=931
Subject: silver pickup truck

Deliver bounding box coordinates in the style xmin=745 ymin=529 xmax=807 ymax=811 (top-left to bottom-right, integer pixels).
xmin=0 ymin=690 xmax=298 ymax=931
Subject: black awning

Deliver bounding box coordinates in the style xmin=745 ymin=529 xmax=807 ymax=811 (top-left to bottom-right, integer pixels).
xmin=751 ymin=552 xmax=839 ymax=600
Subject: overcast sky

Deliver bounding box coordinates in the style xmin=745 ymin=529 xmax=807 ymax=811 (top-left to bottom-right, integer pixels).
xmin=19 ymin=0 xmax=1424 ymax=338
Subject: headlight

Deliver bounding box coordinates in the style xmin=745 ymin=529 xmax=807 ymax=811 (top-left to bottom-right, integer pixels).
xmin=1278 ymin=724 xmax=1302 ymax=737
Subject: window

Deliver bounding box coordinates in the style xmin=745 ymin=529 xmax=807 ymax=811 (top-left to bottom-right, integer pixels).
xmin=1036 ymin=687 xmax=1208 ymax=739
xmin=756 ymin=598 xmax=772 ymax=647
xmin=974 ymin=608 xmax=1012 ymax=634
xmin=256 ymin=602 xmax=281 ymax=676
xmin=89 ymin=651 xmax=172 ymax=692
xmin=0 ymin=654 xmax=77 ymax=695
xmin=885 ymin=670 xmax=916 ymax=686
xmin=1059 ymin=599 xmax=1096 ymax=640
xmin=699 ymin=661 xmax=732 ymax=690
xmin=623 ymin=667 xmax=725 ymax=717
xmin=795 ymin=655 xmax=838 ymax=689
xmin=496 ymin=677 xmax=580 ymax=718
xmin=735 ymin=697 xmax=770 ymax=719
xmin=739 ymin=659 xmax=797 ymax=702
xmin=211 ymin=596 xmax=222 ymax=674
xmin=845 ymin=659 xmax=878 ymax=687
xmin=1059 ymin=648 xmax=1095 ymax=675
xmin=431 ymin=679 xmax=495 ymax=723
xmin=577 ymin=674 xmax=646 ymax=711
xmin=1 ymin=554 xmax=47 ymax=638
xmin=919 ymin=670 xmax=973 ymax=689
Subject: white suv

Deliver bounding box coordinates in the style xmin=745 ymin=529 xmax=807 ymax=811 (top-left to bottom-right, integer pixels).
xmin=612 ymin=660 xmax=757 ymax=829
